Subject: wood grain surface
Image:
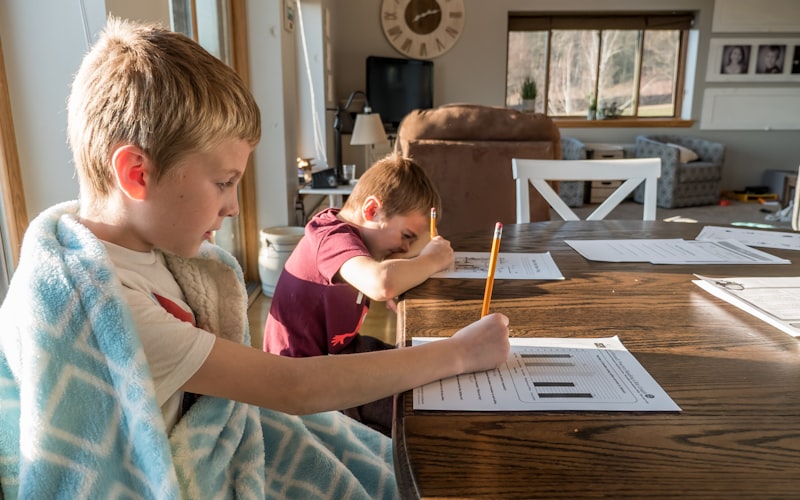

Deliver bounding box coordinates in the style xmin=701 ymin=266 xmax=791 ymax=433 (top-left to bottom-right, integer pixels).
xmin=394 ymin=221 xmax=800 ymax=499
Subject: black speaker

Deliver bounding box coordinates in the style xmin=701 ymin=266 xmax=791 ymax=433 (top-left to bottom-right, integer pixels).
xmin=311 ymin=168 xmax=338 ymax=188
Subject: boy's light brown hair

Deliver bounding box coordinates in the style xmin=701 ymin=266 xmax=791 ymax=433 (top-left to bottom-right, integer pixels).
xmin=67 ymin=18 xmax=261 ymax=201
xmin=343 ymin=154 xmax=441 ymax=219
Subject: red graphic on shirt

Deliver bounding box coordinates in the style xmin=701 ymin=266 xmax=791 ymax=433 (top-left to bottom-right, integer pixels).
xmin=331 ymin=331 xmax=358 ymax=347
xmin=330 ymin=305 xmax=368 ymax=348
xmin=153 ymin=293 xmax=196 ymax=326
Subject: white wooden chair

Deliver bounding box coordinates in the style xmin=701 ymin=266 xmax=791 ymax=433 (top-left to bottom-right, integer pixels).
xmin=792 ymin=165 xmax=799 ymax=231
xmin=512 ymin=158 xmax=661 ymax=222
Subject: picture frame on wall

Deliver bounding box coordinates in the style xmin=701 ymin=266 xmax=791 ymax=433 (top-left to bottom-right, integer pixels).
xmin=283 ymin=0 xmax=296 ymax=33
xmin=706 ymin=38 xmax=800 ymax=82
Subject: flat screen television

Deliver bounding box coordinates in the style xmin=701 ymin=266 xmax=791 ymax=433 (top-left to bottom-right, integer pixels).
xmin=366 ymin=56 xmax=433 ymax=133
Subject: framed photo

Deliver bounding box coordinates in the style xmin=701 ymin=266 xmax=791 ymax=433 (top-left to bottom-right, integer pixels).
xmin=283 ymin=0 xmax=296 ymax=33
xmin=791 ymin=45 xmax=800 ymax=74
xmin=706 ymin=38 xmax=800 ymax=82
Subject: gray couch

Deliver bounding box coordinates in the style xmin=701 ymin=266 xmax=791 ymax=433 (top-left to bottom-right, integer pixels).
xmin=559 ymin=136 xmax=587 ymax=207
xmin=634 ymin=135 xmax=725 ymax=208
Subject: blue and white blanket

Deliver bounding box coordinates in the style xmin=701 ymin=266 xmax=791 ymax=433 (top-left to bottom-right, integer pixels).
xmin=0 ymin=201 xmax=397 ymax=499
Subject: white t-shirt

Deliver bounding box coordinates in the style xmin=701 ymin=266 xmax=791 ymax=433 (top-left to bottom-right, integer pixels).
xmin=102 ymin=241 xmax=216 ymax=431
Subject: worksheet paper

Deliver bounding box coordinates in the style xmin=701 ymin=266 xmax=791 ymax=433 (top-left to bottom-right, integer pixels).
xmin=412 ymin=336 xmax=681 ymax=412
xmin=432 ymin=251 xmax=564 ymax=280
xmin=695 ymin=225 xmax=800 ymax=251
xmin=564 ymin=238 xmax=789 ymax=264
xmin=693 ymin=275 xmax=800 ymax=338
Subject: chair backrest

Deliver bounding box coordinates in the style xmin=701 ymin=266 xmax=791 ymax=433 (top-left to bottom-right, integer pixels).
xmin=395 ymin=104 xmax=562 ymax=235
xmin=792 ymin=165 xmax=799 ymax=231
xmin=512 ymin=158 xmax=661 ymax=222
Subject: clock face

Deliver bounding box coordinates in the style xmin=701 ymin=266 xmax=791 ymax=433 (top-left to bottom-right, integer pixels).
xmin=380 ymin=0 xmax=465 ymax=59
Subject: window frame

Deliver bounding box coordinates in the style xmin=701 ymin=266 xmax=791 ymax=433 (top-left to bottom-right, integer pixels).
xmin=507 ymin=12 xmax=695 ymax=128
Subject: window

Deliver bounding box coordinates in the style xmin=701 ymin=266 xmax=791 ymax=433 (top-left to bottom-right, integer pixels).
xmin=506 ymin=13 xmax=693 ymax=121
xmin=171 ymin=0 xmax=260 ymax=287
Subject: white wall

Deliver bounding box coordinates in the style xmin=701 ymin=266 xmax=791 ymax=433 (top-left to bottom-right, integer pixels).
xmin=3 ymin=0 xmax=800 ymax=228
xmin=329 ymin=0 xmax=800 ymax=191
xmin=1 ymin=0 xmax=301 ymax=229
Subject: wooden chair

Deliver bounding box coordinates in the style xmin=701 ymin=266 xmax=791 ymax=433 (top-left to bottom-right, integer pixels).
xmin=792 ymin=165 xmax=799 ymax=231
xmin=512 ymin=158 xmax=661 ymax=222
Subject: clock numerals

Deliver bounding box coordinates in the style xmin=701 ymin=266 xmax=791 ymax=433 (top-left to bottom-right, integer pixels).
xmin=381 ymin=0 xmax=464 ymax=59
xmin=386 ymin=25 xmax=404 ymax=41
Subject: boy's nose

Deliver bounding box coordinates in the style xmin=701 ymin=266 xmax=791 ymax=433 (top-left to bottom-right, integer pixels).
xmin=223 ymin=193 xmax=240 ymax=217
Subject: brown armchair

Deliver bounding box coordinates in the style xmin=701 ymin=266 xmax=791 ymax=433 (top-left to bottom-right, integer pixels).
xmin=395 ymin=104 xmax=561 ymax=235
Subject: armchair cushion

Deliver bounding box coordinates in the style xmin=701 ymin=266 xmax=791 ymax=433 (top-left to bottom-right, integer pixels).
xmin=396 ymin=104 xmax=561 ymax=235
xmin=667 ymin=143 xmax=699 ymax=163
xmin=634 ymin=135 xmax=725 ymax=208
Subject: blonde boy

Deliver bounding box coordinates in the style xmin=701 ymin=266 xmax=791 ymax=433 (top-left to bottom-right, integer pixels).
xmin=0 ymin=18 xmax=509 ymax=497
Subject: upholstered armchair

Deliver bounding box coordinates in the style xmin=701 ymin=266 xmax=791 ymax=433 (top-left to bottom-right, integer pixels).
xmin=395 ymin=104 xmax=561 ymax=235
xmin=559 ymin=136 xmax=587 ymax=207
xmin=634 ymin=135 xmax=725 ymax=208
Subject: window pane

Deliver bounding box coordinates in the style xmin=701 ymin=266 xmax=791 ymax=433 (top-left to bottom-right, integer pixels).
xmin=597 ymin=30 xmax=639 ymax=118
xmin=506 ymin=31 xmax=547 ymax=112
xmin=547 ymin=30 xmax=598 ymax=116
xmin=640 ymin=30 xmax=679 ymax=117
xmin=507 ymin=15 xmax=687 ymax=120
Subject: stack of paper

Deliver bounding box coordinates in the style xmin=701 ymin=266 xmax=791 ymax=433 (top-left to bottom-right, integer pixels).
xmin=433 ymin=251 xmax=564 ymax=280
xmin=693 ymin=275 xmax=800 ymax=338
xmin=565 ymin=238 xmax=790 ymax=264
xmin=412 ymin=336 xmax=680 ymax=412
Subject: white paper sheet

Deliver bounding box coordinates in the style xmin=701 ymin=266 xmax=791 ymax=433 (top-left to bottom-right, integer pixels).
xmin=564 ymin=238 xmax=790 ymax=264
xmin=432 ymin=251 xmax=564 ymax=280
xmin=695 ymin=225 xmax=800 ymax=251
xmin=693 ymin=274 xmax=800 ymax=337
xmin=412 ymin=336 xmax=681 ymax=412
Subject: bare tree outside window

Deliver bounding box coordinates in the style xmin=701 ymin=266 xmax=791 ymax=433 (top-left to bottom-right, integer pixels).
xmin=506 ymin=13 xmax=691 ymax=120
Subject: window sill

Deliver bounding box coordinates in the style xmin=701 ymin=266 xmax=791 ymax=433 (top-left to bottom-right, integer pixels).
xmin=554 ymin=117 xmax=695 ymax=128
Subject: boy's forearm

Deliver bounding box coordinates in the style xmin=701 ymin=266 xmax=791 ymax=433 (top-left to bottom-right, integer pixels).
xmin=191 ymin=336 xmax=462 ymax=415
xmin=287 ymin=338 xmax=462 ymax=414
xmin=378 ymin=253 xmax=444 ymax=298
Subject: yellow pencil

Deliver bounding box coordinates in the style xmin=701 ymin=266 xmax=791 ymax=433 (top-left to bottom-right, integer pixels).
xmin=481 ymin=222 xmax=503 ymax=317
xmin=430 ymin=207 xmax=437 ymax=239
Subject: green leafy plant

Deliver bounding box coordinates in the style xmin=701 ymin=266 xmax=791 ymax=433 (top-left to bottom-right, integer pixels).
xmin=587 ymin=92 xmax=597 ymax=111
xmin=521 ymin=77 xmax=537 ymax=101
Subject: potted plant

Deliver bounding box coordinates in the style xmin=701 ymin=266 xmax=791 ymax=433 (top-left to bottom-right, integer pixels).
xmin=586 ymin=93 xmax=597 ymax=120
xmin=521 ymin=77 xmax=537 ymax=112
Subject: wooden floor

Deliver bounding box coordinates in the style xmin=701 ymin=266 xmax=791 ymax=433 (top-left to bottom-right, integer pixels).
xmin=247 ymin=291 xmax=397 ymax=350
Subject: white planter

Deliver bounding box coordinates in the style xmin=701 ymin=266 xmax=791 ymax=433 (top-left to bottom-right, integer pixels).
xmin=258 ymin=226 xmax=305 ymax=296
xmin=522 ymin=99 xmax=536 ymax=113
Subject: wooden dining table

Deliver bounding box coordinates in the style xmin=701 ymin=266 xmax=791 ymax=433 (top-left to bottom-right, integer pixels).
xmin=393 ymin=220 xmax=800 ymax=499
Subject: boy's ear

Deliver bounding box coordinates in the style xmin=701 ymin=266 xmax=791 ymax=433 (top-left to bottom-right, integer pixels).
xmin=111 ymin=145 xmax=150 ymax=200
xmin=362 ymin=196 xmax=383 ymax=222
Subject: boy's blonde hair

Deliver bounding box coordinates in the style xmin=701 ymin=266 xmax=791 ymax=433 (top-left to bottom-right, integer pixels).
xmin=67 ymin=18 xmax=261 ymax=200
xmin=343 ymin=154 xmax=441 ymax=219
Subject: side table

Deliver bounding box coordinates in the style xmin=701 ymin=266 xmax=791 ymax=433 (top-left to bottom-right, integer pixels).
xmin=297 ymin=184 xmax=354 ymax=223
xmin=782 ymin=173 xmax=797 ymax=209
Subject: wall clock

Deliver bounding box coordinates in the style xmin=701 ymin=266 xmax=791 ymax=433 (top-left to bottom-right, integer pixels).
xmin=380 ymin=0 xmax=466 ymax=60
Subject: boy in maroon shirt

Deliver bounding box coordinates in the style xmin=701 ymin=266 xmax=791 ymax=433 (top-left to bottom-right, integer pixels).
xmin=265 ymin=154 xmax=454 ymax=433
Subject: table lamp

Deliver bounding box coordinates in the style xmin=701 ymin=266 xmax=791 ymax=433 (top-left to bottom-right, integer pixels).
xmin=350 ymin=104 xmax=389 ymax=169
xmin=332 ymin=90 xmax=388 ymax=184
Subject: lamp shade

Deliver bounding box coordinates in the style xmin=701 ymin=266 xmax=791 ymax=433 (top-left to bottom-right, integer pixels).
xmin=350 ymin=113 xmax=388 ymax=146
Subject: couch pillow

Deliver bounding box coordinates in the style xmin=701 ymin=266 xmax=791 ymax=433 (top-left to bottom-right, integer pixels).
xmin=667 ymin=143 xmax=699 ymax=163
